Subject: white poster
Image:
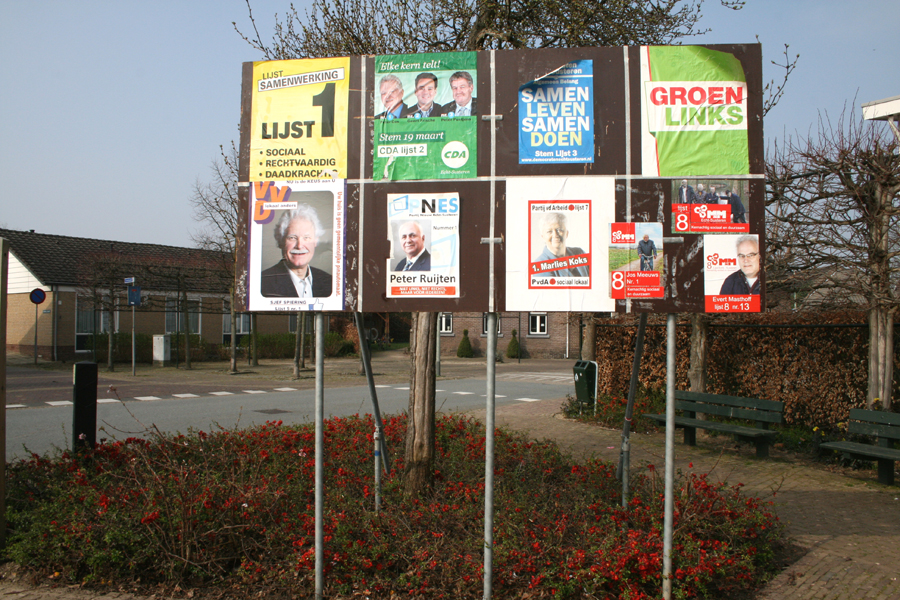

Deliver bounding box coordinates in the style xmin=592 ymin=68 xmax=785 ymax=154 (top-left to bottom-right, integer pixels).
xmin=386 ymin=192 xmax=460 ymax=298
xmin=506 ymin=177 xmax=615 ymax=311
xmin=247 ymin=178 xmax=346 ymax=312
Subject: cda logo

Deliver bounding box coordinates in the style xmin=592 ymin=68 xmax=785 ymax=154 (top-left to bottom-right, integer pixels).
xmin=441 ymin=141 xmax=469 ymax=169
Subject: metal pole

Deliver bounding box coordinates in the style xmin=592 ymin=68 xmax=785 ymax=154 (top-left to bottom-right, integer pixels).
xmin=34 ymin=303 xmax=38 ymax=365
xmin=314 ymin=312 xmax=325 ymax=600
xmin=662 ymin=313 xmax=676 ymax=599
xmin=374 ymin=427 xmax=382 ymax=513
xmin=353 ymin=312 xmax=392 ymax=473
xmin=131 ymin=304 xmax=136 ymax=377
xmin=619 ymin=312 xmax=648 ymax=505
xmin=483 ymin=312 xmax=498 ymax=600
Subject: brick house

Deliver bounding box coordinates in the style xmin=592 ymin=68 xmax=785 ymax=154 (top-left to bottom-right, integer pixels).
xmin=1 ymin=229 xmax=291 ymax=362
xmin=436 ymin=311 xmax=577 ymax=359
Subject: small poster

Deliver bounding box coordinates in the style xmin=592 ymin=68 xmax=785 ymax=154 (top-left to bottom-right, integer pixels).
xmin=248 ymin=57 xmax=350 ymax=181
xmin=528 ymin=200 xmax=592 ymax=289
xmin=247 ymin=179 xmax=346 ymax=312
xmin=505 ymin=177 xmax=615 ymax=313
xmin=373 ymin=52 xmax=477 ymax=180
xmin=671 ymin=179 xmax=749 ymax=233
xmin=609 ymin=222 xmax=665 ymax=299
xmin=386 ymin=193 xmax=460 ymax=298
xmin=703 ymin=234 xmax=761 ymax=313
xmin=519 ymin=60 xmax=594 ymax=164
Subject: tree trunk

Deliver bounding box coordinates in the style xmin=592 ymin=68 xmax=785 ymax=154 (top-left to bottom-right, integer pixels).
xmin=688 ymin=313 xmax=709 ymax=393
xmin=581 ymin=314 xmax=596 ymax=361
xmin=183 ymin=289 xmax=192 ymax=370
xmin=294 ymin=311 xmax=305 ymax=379
xmin=250 ymin=312 xmax=259 ymax=366
xmin=868 ymin=307 xmax=894 ymax=410
xmin=404 ymin=312 xmax=437 ymax=496
xmin=229 ymin=295 xmax=238 ymax=373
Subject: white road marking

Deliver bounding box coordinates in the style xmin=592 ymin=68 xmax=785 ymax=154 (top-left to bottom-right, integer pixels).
xmin=173 ymin=393 xmax=199 ymax=398
xmin=135 ymin=396 xmax=161 ymax=401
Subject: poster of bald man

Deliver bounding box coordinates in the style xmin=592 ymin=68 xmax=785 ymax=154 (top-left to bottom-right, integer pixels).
xmin=386 ymin=193 xmax=460 ymax=298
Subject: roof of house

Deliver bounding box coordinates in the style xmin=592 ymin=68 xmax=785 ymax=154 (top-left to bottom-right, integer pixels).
xmin=0 ymin=229 xmax=232 ymax=294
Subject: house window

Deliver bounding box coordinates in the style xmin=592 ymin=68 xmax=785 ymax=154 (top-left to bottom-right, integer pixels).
xmin=529 ymin=313 xmax=548 ymax=336
xmin=165 ymin=298 xmax=200 ymax=334
xmin=289 ymin=312 xmax=310 ymax=334
xmin=222 ymin=310 xmax=251 ymax=335
xmin=439 ymin=313 xmax=453 ymax=334
xmin=75 ymin=296 xmax=111 ymax=351
xmin=482 ymin=313 xmax=501 ymax=336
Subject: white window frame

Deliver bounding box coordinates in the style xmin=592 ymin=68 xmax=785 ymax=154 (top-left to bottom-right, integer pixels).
xmin=165 ymin=297 xmax=201 ymax=335
xmin=482 ymin=313 xmax=502 ymax=336
xmin=439 ymin=313 xmax=453 ymax=334
xmin=528 ymin=312 xmax=549 ymax=336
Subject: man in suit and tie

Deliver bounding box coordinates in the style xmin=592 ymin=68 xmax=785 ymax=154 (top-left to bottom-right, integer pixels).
xmin=394 ymin=221 xmax=431 ymax=271
xmin=441 ymin=71 xmax=476 ymax=117
xmin=403 ymin=72 xmax=443 ymax=118
xmin=261 ymin=205 xmax=333 ymax=298
xmin=376 ymin=74 xmax=407 ymax=120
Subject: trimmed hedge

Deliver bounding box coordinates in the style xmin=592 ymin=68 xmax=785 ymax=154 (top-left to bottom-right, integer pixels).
xmin=592 ymin=311 xmax=899 ymax=429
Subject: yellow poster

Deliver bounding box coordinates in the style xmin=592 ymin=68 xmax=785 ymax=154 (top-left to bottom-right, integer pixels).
xmin=249 ymin=57 xmax=350 ymax=181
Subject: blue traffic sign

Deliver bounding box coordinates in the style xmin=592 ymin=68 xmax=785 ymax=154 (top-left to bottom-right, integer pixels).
xmin=29 ymin=288 xmax=46 ymax=305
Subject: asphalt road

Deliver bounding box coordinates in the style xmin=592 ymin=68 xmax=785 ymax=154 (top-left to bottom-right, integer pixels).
xmin=5 ymin=355 xmax=577 ymax=459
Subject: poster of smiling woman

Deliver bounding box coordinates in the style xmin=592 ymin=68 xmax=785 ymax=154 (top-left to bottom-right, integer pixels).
xmin=373 ymin=52 xmax=477 ymax=180
xmin=246 ymin=178 xmax=346 ymax=312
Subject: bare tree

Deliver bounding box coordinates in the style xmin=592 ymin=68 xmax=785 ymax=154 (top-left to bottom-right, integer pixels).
xmin=767 ymin=110 xmax=900 ymax=409
xmin=236 ymin=0 xmax=758 ymax=495
xmin=190 ymin=144 xmax=245 ymax=373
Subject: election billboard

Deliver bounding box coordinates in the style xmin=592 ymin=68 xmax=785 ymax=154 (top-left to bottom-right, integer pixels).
xmin=238 ymin=44 xmax=765 ymax=314
xmin=372 ymin=52 xmax=477 ymax=180
xmin=247 ymin=57 xmax=351 ymax=181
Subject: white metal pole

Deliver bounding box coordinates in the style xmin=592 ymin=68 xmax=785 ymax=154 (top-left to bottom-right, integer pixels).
xmin=315 ymin=312 xmax=325 ymax=600
xmin=131 ymin=304 xmax=136 ymax=376
xmin=662 ymin=313 xmax=676 ymax=599
xmin=483 ymin=312 xmax=498 ymax=600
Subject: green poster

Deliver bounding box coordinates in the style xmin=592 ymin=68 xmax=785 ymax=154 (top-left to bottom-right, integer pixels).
xmin=373 ymin=52 xmax=477 ymax=180
xmin=643 ymin=46 xmax=749 ymax=177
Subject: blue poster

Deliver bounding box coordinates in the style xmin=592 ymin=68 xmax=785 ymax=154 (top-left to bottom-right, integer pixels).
xmin=518 ymin=60 xmax=594 ymax=164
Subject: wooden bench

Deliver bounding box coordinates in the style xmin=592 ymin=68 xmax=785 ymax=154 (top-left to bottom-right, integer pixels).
xmin=643 ymin=391 xmax=784 ymax=458
xmin=820 ymin=409 xmax=900 ymax=486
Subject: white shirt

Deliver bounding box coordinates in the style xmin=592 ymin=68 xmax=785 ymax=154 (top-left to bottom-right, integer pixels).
xmin=287 ymin=267 xmax=314 ymax=298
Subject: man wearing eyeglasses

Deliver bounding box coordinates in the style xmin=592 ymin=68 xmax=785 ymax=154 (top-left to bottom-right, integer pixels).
xmin=719 ymin=235 xmax=760 ymax=295
xmin=261 ymin=205 xmax=333 ymax=298
xmin=532 ymin=212 xmax=589 ymax=278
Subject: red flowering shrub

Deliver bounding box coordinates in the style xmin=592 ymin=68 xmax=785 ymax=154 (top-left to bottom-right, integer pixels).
xmin=4 ymin=415 xmax=784 ymax=598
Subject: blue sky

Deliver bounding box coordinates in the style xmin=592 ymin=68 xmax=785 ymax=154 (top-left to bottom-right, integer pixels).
xmin=1 ymin=0 xmax=897 ymax=247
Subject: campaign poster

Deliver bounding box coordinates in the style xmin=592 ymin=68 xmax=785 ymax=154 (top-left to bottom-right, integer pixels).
xmin=671 ymin=179 xmax=750 ymax=234
xmin=609 ymin=222 xmax=665 ymax=299
xmin=386 ymin=193 xmax=460 ymax=298
xmin=373 ymin=52 xmax=477 ymax=180
xmin=528 ymin=201 xmax=592 ymax=289
xmin=519 ymin=60 xmax=594 ymax=164
xmin=640 ymin=46 xmax=749 ymax=177
xmin=703 ymin=234 xmax=761 ymax=313
xmin=506 ymin=177 xmax=615 ymax=312
xmin=247 ymin=179 xmax=346 ymax=312
xmin=249 ymin=58 xmax=350 ymax=181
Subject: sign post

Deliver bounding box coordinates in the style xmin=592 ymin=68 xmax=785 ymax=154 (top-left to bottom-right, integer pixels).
xmin=125 ymin=278 xmax=139 ymax=376
xmin=29 ymin=288 xmax=46 ymax=365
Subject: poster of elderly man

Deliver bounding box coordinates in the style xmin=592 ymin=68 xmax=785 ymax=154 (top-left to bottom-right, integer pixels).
xmin=702 ymin=233 xmax=762 ymax=313
xmin=247 ymin=179 xmax=346 ymax=312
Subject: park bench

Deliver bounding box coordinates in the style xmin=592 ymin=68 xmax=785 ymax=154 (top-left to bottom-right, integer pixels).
xmin=820 ymin=409 xmax=900 ymax=486
xmin=643 ymin=391 xmax=784 ymax=458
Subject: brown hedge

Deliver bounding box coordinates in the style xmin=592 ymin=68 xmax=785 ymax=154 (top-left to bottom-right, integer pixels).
xmin=592 ymin=311 xmax=899 ymax=429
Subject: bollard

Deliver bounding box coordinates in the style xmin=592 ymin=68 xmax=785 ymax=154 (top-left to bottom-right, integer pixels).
xmin=72 ymin=362 xmax=98 ymax=452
